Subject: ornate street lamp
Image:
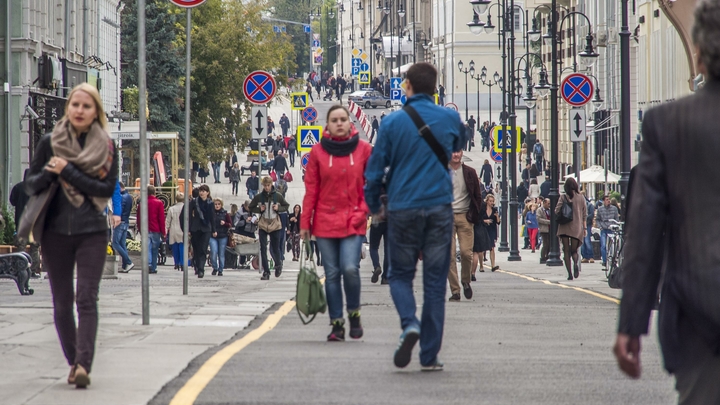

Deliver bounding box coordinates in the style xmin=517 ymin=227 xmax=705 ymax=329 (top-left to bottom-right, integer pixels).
xmin=467 ymin=12 xmax=486 ymax=35
xmin=470 ymin=0 xmax=492 ymax=15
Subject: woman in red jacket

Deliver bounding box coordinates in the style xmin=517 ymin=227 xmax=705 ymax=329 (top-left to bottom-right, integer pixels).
xmin=301 ymin=105 xmax=373 ymax=341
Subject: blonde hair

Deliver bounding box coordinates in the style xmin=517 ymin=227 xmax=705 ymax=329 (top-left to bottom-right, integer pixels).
xmin=63 ymin=83 xmax=108 ymax=130
xmin=261 ymin=176 xmax=273 ymax=186
xmin=213 ymin=197 xmax=224 ymax=206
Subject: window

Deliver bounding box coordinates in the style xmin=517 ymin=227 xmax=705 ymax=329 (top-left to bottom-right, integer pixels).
xmin=514 ymin=7 xmax=523 ymax=31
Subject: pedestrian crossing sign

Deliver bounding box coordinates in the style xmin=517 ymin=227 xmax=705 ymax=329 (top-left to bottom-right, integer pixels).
xmin=297 ymin=125 xmax=323 ymax=152
xmin=434 ymin=93 xmax=439 ymax=104
xmin=359 ymin=72 xmax=370 ymax=84
xmin=492 ymin=126 xmax=522 ymax=153
xmin=291 ymin=92 xmax=308 ymax=110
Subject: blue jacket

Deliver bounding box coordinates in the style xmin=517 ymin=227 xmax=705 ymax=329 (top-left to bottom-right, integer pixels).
xmin=525 ymin=211 xmax=539 ymax=229
xmin=112 ymin=182 xmax=122 ymax=218
xmin=119 ymin=189 xmax=133 ymax=223
xmin=365 ymin=94 xmax=464 ymax=212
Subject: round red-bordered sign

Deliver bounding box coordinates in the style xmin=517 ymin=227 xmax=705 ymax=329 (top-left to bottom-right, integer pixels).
xmin=168 ymin=0 xmax=207 ymax=7
xmin=243 ymin=71 xmax=277 ymax=105
xmin=561 ymin=73 xmax=594 ymax=107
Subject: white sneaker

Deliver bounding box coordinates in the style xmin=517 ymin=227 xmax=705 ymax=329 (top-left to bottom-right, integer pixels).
xmin=120 ymin=263 xmax=135 ymax=273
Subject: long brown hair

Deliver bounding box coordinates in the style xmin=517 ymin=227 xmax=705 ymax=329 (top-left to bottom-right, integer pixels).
xmin=564 ymin=177 xmax=579 ymax=198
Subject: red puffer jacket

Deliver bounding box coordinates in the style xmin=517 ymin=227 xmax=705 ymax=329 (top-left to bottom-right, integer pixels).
xmin=301 ymin=127 xmax=372 ymax=238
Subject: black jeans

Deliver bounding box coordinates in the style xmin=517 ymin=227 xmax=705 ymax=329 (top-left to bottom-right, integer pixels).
xmin=231 ymin=181 xmax=239 ymax=195
xmin=191 ymin=230 xmax=211 ymax=275
xmin=42 ymin=230 xmax=107 ymax=373
xmin=259 ymin=228 xmax=283 ymax=273
xmin=369 ymin=221 xmax=389 ymax=279
xmin=288 ymin=152 xmax=295 ymax=167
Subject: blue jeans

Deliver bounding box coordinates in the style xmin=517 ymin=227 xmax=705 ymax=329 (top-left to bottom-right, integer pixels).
xmin=209 ymin=236 xmax=228 ymax=272
xmin=112 ymin=222 xmax=132 ymax=268
xmin=316 ymin=235 xmax=363 ymax=321
xmin=248 ymin=189 xmax=258 ymax=200
xmin=387 ymin=204 xmax=454 ymax=366
xmin=148 ymin=232 xmax=162 ymax=272
xmin=581 ymin=225 xmax=593 ymax=259
xmin=600 ymin=229 xmax=613 ymax=264
xmin=171 ymin=242 xmax=184 ymax=266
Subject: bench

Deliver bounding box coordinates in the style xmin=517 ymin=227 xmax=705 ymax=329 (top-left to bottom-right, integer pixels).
xmin=0 ymin=252 xmax=34 ymax=295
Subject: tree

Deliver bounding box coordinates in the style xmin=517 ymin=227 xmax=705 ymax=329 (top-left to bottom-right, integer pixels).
xmin=182 ymin=0 xmax=296 ymax=164
xmin=268 ymin=0 xmax=323 ymax=76
xmin=121 ymin=0 xmax=185 ymax=132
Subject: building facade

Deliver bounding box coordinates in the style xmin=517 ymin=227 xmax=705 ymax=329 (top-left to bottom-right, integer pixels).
xmin=0 ymin=0 xmax=121 ymax=199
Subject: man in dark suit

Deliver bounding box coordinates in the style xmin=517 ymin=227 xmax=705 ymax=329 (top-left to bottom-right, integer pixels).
xmin=614 ymin=2 xmax=720 ymax=401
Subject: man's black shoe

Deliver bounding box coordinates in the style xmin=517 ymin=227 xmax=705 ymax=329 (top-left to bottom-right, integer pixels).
xmin=197 ymin=271 xmax=204 ymax=278
xmin=462 ymin=282 xmax=473 ymax=299
xmin=540 ymin=259 xmax=547 ymax=264
xmin=371 ymin=266 xmax=382 ymax=283
xmin=275 ymin=266 xmax=282 ymax=278
xmin=449 ymin=293 xmax=461 ymax=302
xmin=381 ymin=278 xmax=389 ymax=285
xmin=261 ymin=272 xmax=270 ymax=280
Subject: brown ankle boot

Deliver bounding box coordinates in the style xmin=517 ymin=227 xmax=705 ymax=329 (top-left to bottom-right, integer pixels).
xmin=73 ymin=364 xmax=90 ymax=388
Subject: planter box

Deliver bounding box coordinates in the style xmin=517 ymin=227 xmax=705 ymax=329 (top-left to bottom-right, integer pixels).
xmin=0 ymin=245 xmax=17 ymax=254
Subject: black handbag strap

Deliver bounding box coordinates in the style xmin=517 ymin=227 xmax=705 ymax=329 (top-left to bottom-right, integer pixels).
xmin=403 ymin=105 xmax=449 ymax=168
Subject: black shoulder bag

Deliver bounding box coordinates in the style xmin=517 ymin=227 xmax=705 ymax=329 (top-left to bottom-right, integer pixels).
xmin=557 ymin=195 xmax=574 ymax=225
xmin=403 ymin=105 xmax=449 ymax=168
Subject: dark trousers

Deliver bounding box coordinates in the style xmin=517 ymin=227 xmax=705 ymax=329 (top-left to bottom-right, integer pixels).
xmin=41 ymin=230 xmax=107 ymax=373
xmin=259 ymin=228 xmax=283 ymax=273
xmin=369 ymin=221 xmax=389 ymax=279
xmin=231 ymin=181 xmax=239 ymax=195
xmin=288 ymin=152 xmax=295 ymax=167
xmin=540 ymin=232 xmax=550 ymax=262
xmin=191 ymin=230 xmax=211 ymax=275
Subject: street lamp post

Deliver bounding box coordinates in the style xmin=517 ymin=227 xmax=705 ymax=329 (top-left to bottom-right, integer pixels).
xmin=458 ymin=60 xmax=475 ymax=123
xmin=480 ymin=67 xmax=500 ymax=128
xmin=619 ymin=0 xmax=631 ymax=210
xmin=339 ymin=2 xmax=345 ymax=75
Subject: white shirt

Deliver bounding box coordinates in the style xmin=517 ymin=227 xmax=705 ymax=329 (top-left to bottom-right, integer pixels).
xmin=451 ymin=166 xmax=470 ymax=213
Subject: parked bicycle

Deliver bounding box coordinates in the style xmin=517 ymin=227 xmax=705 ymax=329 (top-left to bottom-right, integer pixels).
xmin=605 ymin=219 xmax=624 ymax=282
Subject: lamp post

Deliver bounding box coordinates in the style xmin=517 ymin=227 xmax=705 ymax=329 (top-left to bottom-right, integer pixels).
xmin=338 ymin=2 xmax=345 ymax=75
xmin=619 ymin=0 xmax=631 ymax=211
xmin=529 ymin=4 xmax=599 ymax=267
xmin=397 ymin=2 xmax=405 ymax=76
xmin=480 ymin=67 xmax=501 ymax=128
xmin=471 ymin=72 xmax=482 ymax=133
xmin=458 ymin=60 xmax=475 ymax=123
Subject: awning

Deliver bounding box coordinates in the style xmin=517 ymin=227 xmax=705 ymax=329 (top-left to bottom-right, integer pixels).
xmin=391 ymin=63 xmax=414 ymax=75
xmin=564 ymin=165 xmax=620 ymax=184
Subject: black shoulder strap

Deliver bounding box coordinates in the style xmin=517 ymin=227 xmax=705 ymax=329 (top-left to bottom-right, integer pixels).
xmin=403 ymin=105 xmax=449 ymax=168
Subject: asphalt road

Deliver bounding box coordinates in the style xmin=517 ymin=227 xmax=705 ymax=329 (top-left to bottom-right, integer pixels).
xmin=151 ymin=263 xmax=676 ymax=405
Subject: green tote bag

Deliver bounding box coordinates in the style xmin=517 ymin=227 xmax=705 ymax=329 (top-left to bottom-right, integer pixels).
xmin=296 ymin=241 xmax=327 ymax=324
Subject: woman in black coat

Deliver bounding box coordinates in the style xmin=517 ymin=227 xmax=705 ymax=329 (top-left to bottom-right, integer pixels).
xmin=479 ymin=159 xmax=494 ymax=188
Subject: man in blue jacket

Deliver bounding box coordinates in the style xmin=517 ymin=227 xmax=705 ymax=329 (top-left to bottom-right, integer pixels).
xmin=365 ymin=62 xmax=463 ymax=372
xmin=113 ymin=182 xmax=135 ymax=272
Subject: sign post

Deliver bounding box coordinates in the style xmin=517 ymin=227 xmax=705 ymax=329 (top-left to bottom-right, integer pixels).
xmin=251 ymin=106 xmax=268 ymax=139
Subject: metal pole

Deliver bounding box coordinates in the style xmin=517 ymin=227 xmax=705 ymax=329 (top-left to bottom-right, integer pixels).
xmin=465 ymin=72 xmax=469 ymax=122
xmin=310 ymin=17 xmax=314 ymax=78
xmin=412 ymin=0 xmax=416 ymax=63
xmin=476 ymin=78 xmax=480 ymax=130
xmin=182 ymin=9 xmax=191 ymax=295
xmin=138 ymin=0 xmax=151 ymax=323
xmin=489 ymin=84 xmax=492 ymax=124
xmin=508 ymin=0 xmax=520 ymax=261
xmin=4 ymin=0 xmax=11 ymax=199
xmin=618 ymin=0 xmax=631 ymax=210
xmin=546 ymin=0 xmax=562 ymax=266
xmin=498 ymin=0 xmax=509 ymax=252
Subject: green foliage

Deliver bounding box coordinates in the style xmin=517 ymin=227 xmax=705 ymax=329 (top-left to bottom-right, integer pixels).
xmin=0 ymin=205 xmax=15 ymax=246
xmin=609 ymin=191 xmax=621 ymax=202
xmin=268 ymin=0 xmax=323 ymax=76
xmin=121 ymin=0 xmax=185 ymax=132
xmin=122 ymin=86 xmax=140 ymax=117
xmin=184 ymin=0 xmax=296 ymax=163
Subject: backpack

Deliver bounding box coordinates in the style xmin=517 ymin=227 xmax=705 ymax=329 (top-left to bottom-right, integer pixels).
xmin=533 ymin=143 xmax=544 ymax=156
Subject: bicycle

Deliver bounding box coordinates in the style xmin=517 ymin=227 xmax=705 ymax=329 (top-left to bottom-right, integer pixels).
xmin=605 ymin=219 xmax=624 ymax=280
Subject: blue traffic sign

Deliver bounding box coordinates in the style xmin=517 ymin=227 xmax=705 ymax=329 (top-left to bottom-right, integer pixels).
xmin=297 ymin=126 xmax=323 ymax=152
xmin=312 ymin=40 xmax=320 ymax=48
xmin=351 ymin=66 xmax=360 ymax=76
xmin=301 ymin=153 xmax=311 ymax=169
xmin=400 ymin=94 xmax=407 ymax=104
xmin=352 ymin=58 xmax=362 ymax=68
xmin=561 ymin=73 xmax=594 ymax=107
xmin=301 ymin=106 xmax=318 ymax=123
xmin=303 ymin=24 xmax=311 ymax=33
xmin=243 ymin=71 xmax=277 ymax=105
xmin=390 ymin=89 xmax=403 ymax=100
xmin=390 ymin=77 xmax=402 ymax=89
xmin=360 ymin=63 xmax=370 ymax=71
xmin=490 ymin=138 xmax=502 ymax=162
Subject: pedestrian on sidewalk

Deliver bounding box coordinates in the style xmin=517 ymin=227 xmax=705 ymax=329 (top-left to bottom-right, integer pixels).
xmin=280 ymin=113 xmax=290 ymax=137
xmin=536 ymin=198 xmax=551 ymax=264
xmin=597 ymin=194 xmax=620 ymax=268
xmin=246 ymin=171 xmax=259 ymax=199
xmin=301 ymin=105 xmax=373 ymax=342
xmin=136 ymin=185 xmax=166 ymax=274
xmin=447 ymin=150 xmax=484 ymax=301
xmin=481 ymin=194 xmax=501 ymax=271
xmin=525 ymin=202 xmax=539 ymax=252
xmin=112 ymin=181 xmax=134 ymax=272
xmin=368 ymin=205 xmax=389 ymax=284
xmin=250 ymin=177 xmax=289 ymax=280
xmin=273 ymin=151 xmax=289 ymax=178
xmin=370 ymin=116 xmax=379 ymax=143
xmin=10 ymin=169 xmax=41 ymax=277
xmin=288 ymin=137 xmax=297 ymax=167
xmin=209 ymin=198 xmax=232 ymax=276
xmin=22 ymin=83 xmax=118 ymax=388
xmin=365 ymin=63 xmax=463 ymax=371
xmin=554 ymin=178 xmax=587 ymax=280
xmin=287 ymin=205 xmax=301 ymax=261
xmin=165 ymin=192 xmax=185 ymax=270
xmin=615 ymin=5 xmax=720 ymax=397
xmin=229 ymin=162 xmax=241 ymax=196
xmin=581 ymin=192 xmax=596 ymax=263
xmin=181 ymin=184 xmax=215 ymax=278
xmin=479 ymin=159 xmax=493 ymax=189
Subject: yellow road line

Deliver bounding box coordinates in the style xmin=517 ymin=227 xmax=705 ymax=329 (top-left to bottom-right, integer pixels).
xmin=169 ymin=300 xmax=296 ymax=405
xmin=497 ymin=269 xmax=621 ymax=305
